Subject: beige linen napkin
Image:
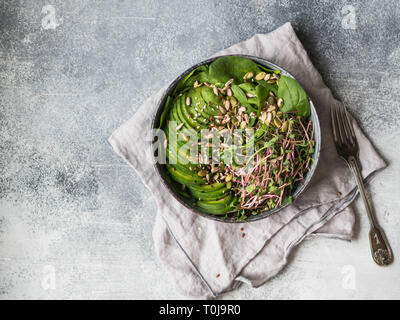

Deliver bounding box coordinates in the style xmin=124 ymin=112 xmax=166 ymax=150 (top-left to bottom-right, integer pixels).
xmin=108 ymin=22 xmax=386 ymax=298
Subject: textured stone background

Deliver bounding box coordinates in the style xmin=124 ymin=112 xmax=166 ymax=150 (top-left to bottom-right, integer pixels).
xmin=0 ymin=0 xmax=399 ymax=299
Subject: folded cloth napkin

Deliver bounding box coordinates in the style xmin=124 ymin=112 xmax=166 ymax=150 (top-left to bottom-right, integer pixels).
xmin=108 ymin=22 xmax=386 ymax=298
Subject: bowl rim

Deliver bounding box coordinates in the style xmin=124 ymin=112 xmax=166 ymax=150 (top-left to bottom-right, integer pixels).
xmin=151 ymin=54 xmax=321 ymax=223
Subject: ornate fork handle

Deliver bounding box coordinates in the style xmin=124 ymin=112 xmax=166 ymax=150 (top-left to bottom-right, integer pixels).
xmin=347 ymin=155 xmax=393 ymax=266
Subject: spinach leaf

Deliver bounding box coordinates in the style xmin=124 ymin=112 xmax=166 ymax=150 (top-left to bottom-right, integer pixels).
xmin=209 ymin=56 xmax=260 ymax=84
xmin=238 ymin=82 xmax=256 ymax=95
xmin=255 ymin=84 xmax=268 ymax=116
xmin=173 ymin=65 xmax=208 ymax=96
xmin=184 ymin=71 xmax=210 ymax=88
xmin=200 ymin=86 xmax=220 ymax=105
xmin=277 ymin=76 xmax=310 ymax=117
xmin=231 ymin=84 xmax=250 ymax=107
xmin=256 ymin=80 xmax=278 ymax=95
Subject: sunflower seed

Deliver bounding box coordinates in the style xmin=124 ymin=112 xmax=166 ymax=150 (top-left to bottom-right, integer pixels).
xmin=197 ymin=170 xmax=207 ymax=177
xmin=219 ymin=106 xmax=227 ymax=114
xmin=246 ymin=92 xmax=256 ymax=98
xmin=194 ymin=81 xmax=202 ymax=88
xmin=226 ymin=88 xmax=233 ymax=97
xmin=267 ymin=105 xmax=276 ymax=112
xmin=264 ymin=73 xmax=271 ymax=81
xmin=222 ymin=115 xmax=231 ymax=124
xmin=277 ymin=98 xmax=284 ymax=108
xmin=224 ymin=99 xmax=231 ymax=110
xmin=176 ymin=122 xmax=184 ymax=130
xmin=266 ymin=112 xmax=272 ymax=125
xmin=238 ymin=106 xmax=246 ymax=114
xmin=213 ymin=86 xmax=219 ymax=96
xmin=186 ymin=97 xmax=191 ymax=106
xmin=221 ymin=143 xmax=230 ymax=149
xmin=225 ymin=79 xmax=234 ymax=87
xmin=182 ymin=132 xmax=190 ymax=142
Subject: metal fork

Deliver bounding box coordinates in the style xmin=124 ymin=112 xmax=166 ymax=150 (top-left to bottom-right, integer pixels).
xmin=331 ymin=104 xmax=393 ymax=266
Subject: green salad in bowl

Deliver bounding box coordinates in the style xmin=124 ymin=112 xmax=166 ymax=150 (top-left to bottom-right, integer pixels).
xmin=153 ymin=55 xmax=320 ymax=222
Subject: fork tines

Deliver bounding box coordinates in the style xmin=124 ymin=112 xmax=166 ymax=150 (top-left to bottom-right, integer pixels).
xmin=331 ymin=104 xmax=357 ymax=149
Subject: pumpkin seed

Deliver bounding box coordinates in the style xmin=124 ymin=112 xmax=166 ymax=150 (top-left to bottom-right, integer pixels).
xmin=230 ymin=96 xmax=238 ymax=106
xmin=225 ymin=174 xmax=233 ymax=182
xmin=276 ymin=111 xmax=283 ymax=117
xmin=255 ymin=72 xmax=266 ymax=80
xmin=274 ymin=118 xmax=282 ymax=128
xmin=243 ymin=72 xmax=254 ymax=80
xmin=267 ymin=96 xmax=275 ymax=105
xmin=240 ymin=121 xmax=247 ymax=129
xmin=281 ymin=120 xmax=288 ymax=132
xmin=226 ymin=181 xmax=232 ymax=189
xmin=277 ymin=98 xmax=283 ymax=108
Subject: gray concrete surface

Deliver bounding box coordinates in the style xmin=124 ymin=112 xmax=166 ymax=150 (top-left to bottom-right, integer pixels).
xmin=0 ymin=0 xmax=399 ymax=299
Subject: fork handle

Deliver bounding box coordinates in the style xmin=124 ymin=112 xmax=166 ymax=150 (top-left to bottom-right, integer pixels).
xmin=347 ymin=156 xmax=393 ymax=266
